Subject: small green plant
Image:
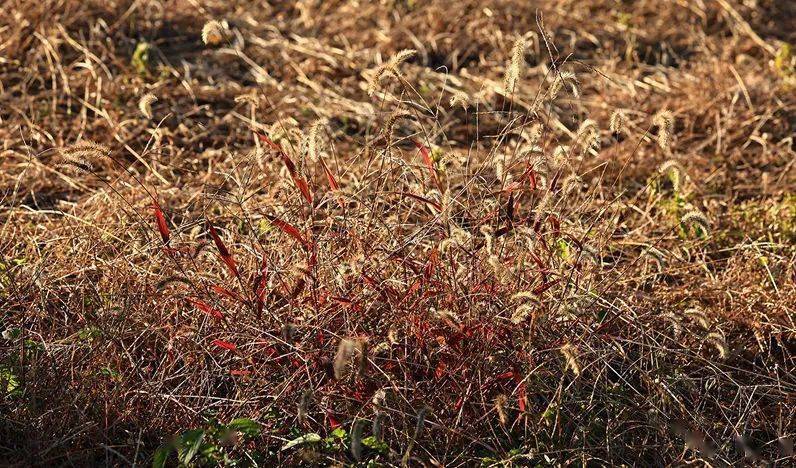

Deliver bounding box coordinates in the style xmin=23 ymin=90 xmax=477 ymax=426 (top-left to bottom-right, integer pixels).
xmin=0 ymin=364 xmax=21 ymax=397
xmin=153 ymin=418 xmax=262 ymax=467
xmin=132 ymin=42 xmax=151 ymax=75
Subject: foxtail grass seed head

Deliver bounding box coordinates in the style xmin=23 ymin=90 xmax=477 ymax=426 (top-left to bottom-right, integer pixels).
xmin=609 ymin=109 xmax=625 ymax=135
xmin=575 ymin=119 xmax=600 ymax=155
xmin=504 ymin=38 xmax=526 ymax=94
xmin=644 ymin=246 xmax=666 ymax=271
xmin=681 ymin=210 xmax=711 ymax=234
xmin=138 ymin=93 xmax=157 ymax=119
xmin=685 ymin=307 xmax=710 ymax=329
xmin=552 ymin=145 xmax=569 ymax=167
xmin=653 ymin=109 xmax=675 ymax=151
xmin=658 ymin=159 xmax=685 ymax=192
xmin=558 ymin=71 xmax=580 ymax=97
xmin=307 ymin=118 xmax=328 ymax=163
xmin=511 ymin=303 xmax=535 ymax=324
xmin=494 ymin=394 xmax=508 ymax=426
xmin=389 ymin=49 xmax=417 ymax=69
xmin=560 ymin=343 xmax=581 ymax=376
xmin=449 ymin=91 xmax=470 ymax=110
xmin=333 ymin=338 xmax=356 ymax=379
xmin=706 ymin=332 xmax=728 ymax=358
xmin=298 ymin=389 xmax=313 ymax=426
xmin=351 ymin=419 xmax=365 ymax=461
xmin=58 ymin=141 xmax=109 ymax=173
xmin=367 ymin=49 xmax=416 ymax=96
xmin=235 ymin=93 xmax=259 ymax=106
xmin=201 ymin=20 xmax=226 ymax=45
xmin=384 ymin=110 xmax=412 ymax=148
xmin=662 ymin=312 xmax=683 ymax=337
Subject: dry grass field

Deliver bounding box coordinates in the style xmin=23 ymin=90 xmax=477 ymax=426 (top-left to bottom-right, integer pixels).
xmin=1 ymin=0 xmax=795 ymax=466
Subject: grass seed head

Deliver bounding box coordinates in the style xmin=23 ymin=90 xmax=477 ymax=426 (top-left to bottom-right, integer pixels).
xmin=138 ymin=93 xmax=157 ymax=119
xmin=201 ymin=20 xmax=226 ymax=45
xmin=504 ymin=38 xmax=526 ymax=93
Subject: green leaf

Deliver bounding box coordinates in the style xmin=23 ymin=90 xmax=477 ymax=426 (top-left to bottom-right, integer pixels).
xmin=281 ymin=433 xmax=321 ymax=451
xmin=2 ymin=328 xmax=21 ymax=340
xmin=151 ymin=443 xmax=172 ymax=468
xmin=177 ymin=429 xmax=205 ymax=464
xmin=0 ymin=365 xmax=20 ymax=396
xmin=77 ymin=326 xmax=102 ymax=341
xmin=227 ymin=418 xmax=261 ymax=438
xmin=132 ymin=42 xmax=151 ymax=75
xmin=361 ymin=436 xmax=389 ymax=454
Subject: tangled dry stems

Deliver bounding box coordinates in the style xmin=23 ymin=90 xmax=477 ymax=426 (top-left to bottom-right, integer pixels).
xmin=0 ymin=0 xmax=794 ymax=466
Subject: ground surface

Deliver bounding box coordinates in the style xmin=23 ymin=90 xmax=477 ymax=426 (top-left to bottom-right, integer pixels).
xmin=1 ymin=0 xmax=795 ymax=466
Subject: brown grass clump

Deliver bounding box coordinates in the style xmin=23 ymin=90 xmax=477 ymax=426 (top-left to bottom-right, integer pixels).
xmin=1 ymin=1 xmax=794 ymax=466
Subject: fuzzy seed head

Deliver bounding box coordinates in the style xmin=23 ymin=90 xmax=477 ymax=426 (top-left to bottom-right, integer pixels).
xmin=653 ymin=109 xmax=675 ymax=151
xmin=609 ymin=110 xmax=625 ymax=134
xmin=201 ymin=20 xmax=225 ymax=45
xmin=449 ymin=91 xmax=470 ymax=110
xmin=138 ymin=93 xmax=157 ymax=119
xmin=504 ymin=38 xmax=526 ymax=94
xmin=560 ymin=342 xmax=581 ymax=376
xmin=681 ymin=210 xmax=710 ymax=234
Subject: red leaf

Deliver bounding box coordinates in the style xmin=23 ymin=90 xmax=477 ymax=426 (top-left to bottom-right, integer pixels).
xmin=413 ymin=140 xmax=439 ymax=186
xmin=151 ymin=202 xmax=170 ymax=245
xmin=257 ymin=133 xmax=281 ymax=151
xmin=293 ymin=177 xmax=313 ymax=206
xmin=254 ymin=256 xmax=268 ymax=315
xmin=211 ymin=339 xmax=237 ymax=351
xmin=435 ymin=361 xmax=447 ymax=379
xmin=327 ymin=411 xmax=341 ymax=430
xmin=533 ymin=279 xmax=560 ymax=295
xmin=320 ymin=157 xmax=346 ymax=210
xmin=528 ymin=169 xmax=538 ymax=190
xmin=319 ymin=157 xmax=339 ymax=191
xmin=211 ymin=285 xmax=245 ymax=303
xmin=265 ymin=215 xmax=310 ymax=249
xmin=207 ymin=222 xmax=239 ymax=278
xmin=517 ymin=382 xmax=527 ymax=413
xmin=230 ymin=369 xmax=251 ymax=376
xmin=257 ymin=133 xmax=313 ymax=205
xmin=395 ymin=191 xmax=442 ymax=211
xmin=187 ymin=298 xmax=224 ymax=320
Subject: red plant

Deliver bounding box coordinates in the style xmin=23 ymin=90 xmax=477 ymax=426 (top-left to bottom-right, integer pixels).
xmin=211 ymin=339 xmax=237 ymax=351
xmin=257 ymin=133 xmax=313 ymax=205
xmin=186 ymin=298 xmax=224 ymax=320
xmin=207 ymin=222 xmax=239 ymax=278
xmin=265 ymin=214 xmax=310 ymax=250
xmin=151 ymin=202 xmax=170 ymax=245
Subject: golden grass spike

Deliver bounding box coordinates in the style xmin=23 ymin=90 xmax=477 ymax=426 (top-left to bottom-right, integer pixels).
xmin=138 ymin=93 xmax=157 ymax=119
xmin=706 ymin=331 xmax=728 ymax=358
xmin=504 ymin=38 xmax=526 ymax=94
xmin=684 ymin=307 xmax=710 ymax=329
xmin=201 ymin=20 xmax=225 ymax=45
xmin=560 ymin=342 xmax=581 ymax=376
xmin=388 ymin=49 xmax=417 ymax=70
xmin=575 ymin=119 xmax=600 ymax=154
xmin=307 ymin=118 xmax=328 ymax=163
xmin=449 ymin=91 xmax=470 ymax=110
xmin=367 ymin=49 xmax=417 ymax=96
xmin=333 ymin=338 xmax=356 ymax=380
xmin=681 ymin=210 xmax=711 ymax=234
xmin=494 ymin=394 xmax=508 ymax=426
xmin=652 ymin=109 xmax=675 ymax=151
xmin=658 ymin=159 xmax=685 ymax=192
xmin=609 ymin=110 xmax=625 ymax=135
